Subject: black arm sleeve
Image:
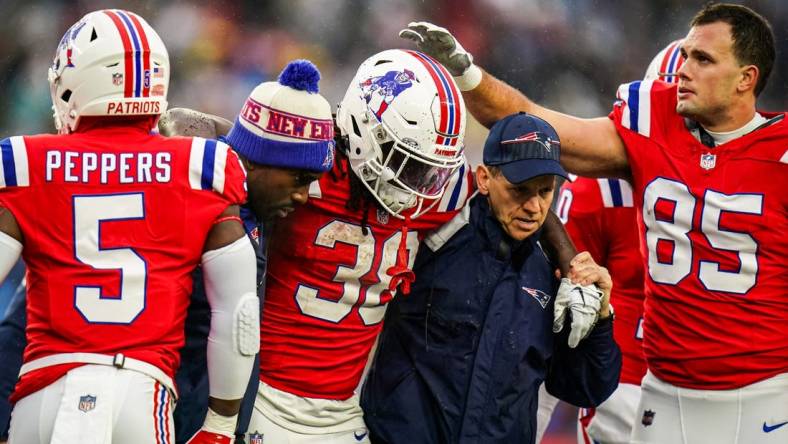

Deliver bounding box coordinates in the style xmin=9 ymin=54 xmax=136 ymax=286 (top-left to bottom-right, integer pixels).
xmin=0 ymin=285 xmax=27 ymax=440
xmin=544 ymin=317 xmax=621 ymax=408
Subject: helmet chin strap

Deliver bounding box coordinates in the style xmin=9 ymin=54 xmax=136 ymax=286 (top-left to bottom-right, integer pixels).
xmin=385 ymin=214 xmax=415 ymax=296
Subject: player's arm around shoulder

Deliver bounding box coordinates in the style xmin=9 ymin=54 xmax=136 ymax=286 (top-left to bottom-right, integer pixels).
xmin=158 ymin=107 xmax=231 ymax=139
xmin=399 ymin=22 xmax=631 ymax=180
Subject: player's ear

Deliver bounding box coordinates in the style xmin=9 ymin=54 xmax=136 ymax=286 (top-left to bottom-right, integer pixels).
xmin=476 ymin=165 xmax=491 ymax=195
xmin=737 ymin=64 xmax=759 ymax=95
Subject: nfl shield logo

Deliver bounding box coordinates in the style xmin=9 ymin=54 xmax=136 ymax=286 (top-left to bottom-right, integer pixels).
xmin=700 ymin=152 xmax=716 ymax=170
xmin=78 ymin=394 xmax=96 ymax=413
xmin=249 ymin=432 xmax=264 ymax=444
xmin=112 ymin=73 xmax=123 ymax=86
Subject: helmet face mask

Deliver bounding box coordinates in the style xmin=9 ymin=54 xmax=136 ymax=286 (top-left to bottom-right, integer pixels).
xmin=49 ymin=10 xmax=170 ymax=134
xmin=337 ymin=49 xmax=467 ymax=219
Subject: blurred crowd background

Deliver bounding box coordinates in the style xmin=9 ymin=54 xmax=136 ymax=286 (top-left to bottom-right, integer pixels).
xmin=0 ymin=0 xmax=785 ymax=442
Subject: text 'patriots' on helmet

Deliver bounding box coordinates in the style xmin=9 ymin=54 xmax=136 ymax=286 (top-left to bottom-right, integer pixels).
xmin=336 ymin=49 xmax=467 ymax=219
xmin=48 ymin=9 xmax=170 ymax=134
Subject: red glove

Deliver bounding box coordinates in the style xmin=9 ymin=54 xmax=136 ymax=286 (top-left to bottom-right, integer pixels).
xmin=186 ymin=430 xmax=233 ymax=444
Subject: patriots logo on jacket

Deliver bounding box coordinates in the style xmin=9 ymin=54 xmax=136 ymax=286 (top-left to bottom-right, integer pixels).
xmin=360 ymin=69 xmax=416 ymax=120
xmin=522 ymin=286 xmax=551 ymax=308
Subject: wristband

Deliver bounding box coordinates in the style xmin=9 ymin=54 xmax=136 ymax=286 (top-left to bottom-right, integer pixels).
xmin=202 ymin=407 xmax=238 ymax=435
xmin=454 ymin=64 xmax=483 ymax=91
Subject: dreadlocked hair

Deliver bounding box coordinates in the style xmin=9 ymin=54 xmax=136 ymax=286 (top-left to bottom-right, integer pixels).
xmin=333 ymin=130 xmax=378 ymax=235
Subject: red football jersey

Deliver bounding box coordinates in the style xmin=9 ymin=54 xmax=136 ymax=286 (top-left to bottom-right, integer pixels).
xmin=610 ymin=80 xmax=788 ymax=389
xmin=260 ymin=157 xmax=473 ymax=399
xmin=0 ymin=122 xmax=246 ymax=400
xmin=556 ymin=176 xmax=647 ymax=386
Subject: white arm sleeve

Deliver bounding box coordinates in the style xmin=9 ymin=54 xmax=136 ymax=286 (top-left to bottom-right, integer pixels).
xmin=201 ymin=235 xmax=259 ymax=400
xmin=0 ymin=230 xmax=22 ymax=283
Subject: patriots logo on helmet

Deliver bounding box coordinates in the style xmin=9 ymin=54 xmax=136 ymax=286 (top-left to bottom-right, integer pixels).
xmin=64 ymin=21 xmax=87 ymax=68
xmin=360 ymin=69 xmax=417 ymax=120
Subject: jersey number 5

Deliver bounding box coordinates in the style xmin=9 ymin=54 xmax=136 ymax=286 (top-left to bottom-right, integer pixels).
xmin=73 ymin=193 xmax=147 ymax=324
xmin=642 ymin=178 xmax=762 ymax=294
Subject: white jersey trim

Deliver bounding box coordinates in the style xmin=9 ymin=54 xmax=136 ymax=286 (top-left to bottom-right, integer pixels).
xmin=0 ymin=136 xmax=30 ymax=188
xmin=188 ymin=137 xmax=229 ymax=193
xmin=437 ymin=161 xmax=471 ymax=212
xmin=617 ymin=80 xmax=654 ymax=137
xmin=425 ymin=196 xmax=473 ymax=252
xmin=597 ymin=178 xmax=634 ymax=208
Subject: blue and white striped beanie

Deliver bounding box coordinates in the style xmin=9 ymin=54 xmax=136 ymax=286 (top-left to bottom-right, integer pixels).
xmin=226 ymin=60 xmax=335 ymax=171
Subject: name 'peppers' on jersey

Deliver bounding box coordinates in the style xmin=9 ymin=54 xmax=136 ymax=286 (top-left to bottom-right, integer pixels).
xmin=0 ymin=126 xmax=247 ymax=402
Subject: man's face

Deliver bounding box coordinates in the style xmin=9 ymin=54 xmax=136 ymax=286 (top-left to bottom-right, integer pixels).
xmin=477 ymin=166 xmax=556 ymax=241
xmin=676 ymin=22 xmax=749 ymax=126
xmin=244 ymin=162 xmax=322 ymax=221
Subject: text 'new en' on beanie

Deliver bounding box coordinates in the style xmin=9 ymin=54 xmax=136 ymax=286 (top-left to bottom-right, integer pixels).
xmin=226 ymin=60 xmax=335 ymax=172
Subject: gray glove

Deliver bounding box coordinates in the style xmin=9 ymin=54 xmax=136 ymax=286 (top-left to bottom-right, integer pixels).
xmin=554 ymin=278 xmax=604 ymax=348
xmin=399 ymin=21 xmax=482 ymax=90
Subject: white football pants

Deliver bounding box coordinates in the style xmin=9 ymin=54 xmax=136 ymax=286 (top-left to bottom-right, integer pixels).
xmin=8 ymin=365 xmax=174 ymax=444
xmin=631 ymin=371 xmax=788 ymax=444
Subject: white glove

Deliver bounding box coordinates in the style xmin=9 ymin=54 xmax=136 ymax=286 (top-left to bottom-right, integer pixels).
xmin=399 ymin=21 xmax=483 ymax=90
xmin=554 ymin=278 xmax=604 ymax=348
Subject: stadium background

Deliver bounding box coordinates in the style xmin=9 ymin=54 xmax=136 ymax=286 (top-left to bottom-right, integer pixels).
xmin=0 ymin=0 xmax=785 ymax=441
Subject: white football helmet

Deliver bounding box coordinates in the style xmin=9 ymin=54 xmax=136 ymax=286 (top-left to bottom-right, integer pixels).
xmin=337 ymin=49 xmax=467 ymax=219
xmin=48 ymin=10 xmax=170 ymax=134
xmin=644 ymin=39 xmax=684 ymax=84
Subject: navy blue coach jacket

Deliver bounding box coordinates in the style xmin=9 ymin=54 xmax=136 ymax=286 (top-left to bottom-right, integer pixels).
xmin=362 ymin=194 xmax=621 ymax=444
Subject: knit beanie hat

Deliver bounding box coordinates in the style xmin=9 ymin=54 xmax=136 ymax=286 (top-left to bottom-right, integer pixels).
xmin=226 ymin=60 xmax=335 ymax=171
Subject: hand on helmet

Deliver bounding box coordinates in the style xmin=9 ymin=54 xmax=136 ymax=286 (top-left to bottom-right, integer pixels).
xmin=399 ymin=22 xmax=482 ymax=90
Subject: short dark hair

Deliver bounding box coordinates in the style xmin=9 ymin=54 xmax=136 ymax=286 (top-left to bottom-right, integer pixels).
xmin=486 ymin=165 xmax=502 ymax=177
xmin=691 ymin=3 xmax=775 ymax=96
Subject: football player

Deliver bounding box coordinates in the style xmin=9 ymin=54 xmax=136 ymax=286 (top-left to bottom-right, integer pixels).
xmin=536 ymin=40 xmax=685 ymax=444
xmin=401 ymin=3 xmax=788 ymax=443
xmin=0 ymin=56 xmax=337 ymax=443
xmin=0 ymin=10 xmax=258 ymax=443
